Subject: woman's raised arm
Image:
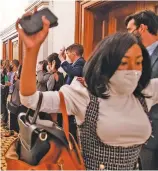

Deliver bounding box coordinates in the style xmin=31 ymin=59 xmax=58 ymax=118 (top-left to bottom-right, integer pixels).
xmin=16 ymin=11 xmax=50 ymax=96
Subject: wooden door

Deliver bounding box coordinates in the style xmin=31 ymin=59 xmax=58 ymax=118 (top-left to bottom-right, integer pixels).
xmin=75 ymin=1 xmax=158 ymax=60
xmin=93 ymin=2 xmax=138 ymax=49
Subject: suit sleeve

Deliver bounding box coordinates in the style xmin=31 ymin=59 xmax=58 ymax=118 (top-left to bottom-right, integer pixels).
xmin=143 ymin=78 xmax=158 ymax=105
xmin=61 ymin=60 xmax=85 ymax=77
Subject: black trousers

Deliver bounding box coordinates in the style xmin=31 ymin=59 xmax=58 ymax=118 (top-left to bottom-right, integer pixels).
xmin=9 ymin=105 xmax=28 ymax=133
xmin=140 ymin=146 xmax=158 ymax=170
xmin=57 ymin=115 xmax=78 ymax=142
xmin=1 ymin=86 xmax=9 ymax=123
xmin=68 ymin=115 xmax=78 ymax=143
xmin=10 ymin=113 xmax=19 ymax=132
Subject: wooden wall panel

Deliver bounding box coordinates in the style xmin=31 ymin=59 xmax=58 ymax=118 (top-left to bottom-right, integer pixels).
xmin=83 ymin=9 xmax=94 ymax=60
xmin=75 ymin=1 xmax=80 ymax=43
xmin=93 ymin=13 xmax=103 ymax=48
xmin=136 ymin=1 xmax=145 ymax=11
xmin=144 ymin=1 xmax=158 ymax=11
xmin=8 ymin=40 xmax=13 ymax=61
xmin=5 ymin=43 xmax=9 ymax=60
xmin=75 ymin=1 xmax=158 ymax=59
xmin=102 ymin=19 xmax=109 ymax=39
xmin=108 ymin=12 xmax=116 ymax=35
xmin=2 ymin=43 xmax=6 ymax=60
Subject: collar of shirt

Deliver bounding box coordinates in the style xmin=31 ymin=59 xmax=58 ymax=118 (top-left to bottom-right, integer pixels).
xmin=146 ymin=41 xmax=158 ymax=56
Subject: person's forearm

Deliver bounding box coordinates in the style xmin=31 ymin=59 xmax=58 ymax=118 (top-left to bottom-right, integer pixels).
xmin=20 ymin=48 xmax=40 ymax=96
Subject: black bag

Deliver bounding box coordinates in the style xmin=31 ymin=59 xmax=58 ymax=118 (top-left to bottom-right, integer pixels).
xmin=7 ymin=102 xmax=28 ymax=115
xmin=17 ymin=92 xmax=63 ymax=165
xmin=6 ymin=91 xmax=84 ymax=170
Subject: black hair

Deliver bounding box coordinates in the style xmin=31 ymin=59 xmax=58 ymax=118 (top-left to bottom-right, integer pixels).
xmin=38 ymin=60 xmax=48 ymax=72
xmin=66 ymin=43 xmax=84 ymax=56
xmin=83 ymin=32 xmax=151 ymax=99
xmin=18 ymin=65 xmax=22 ymax=79
xmin=125 ymin=10 xmax=158 ymax=36
xmin=8 ymin=65 xmax=13 ymax=72
xmin=12 ymin=59 xmax=20 ymax=68
xmin=47 ymin=53 xmax=61 ymax=70
xmin=43 ymin=60 xmax=48 ymax=72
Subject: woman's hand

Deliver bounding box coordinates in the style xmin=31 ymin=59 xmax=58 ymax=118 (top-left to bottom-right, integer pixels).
xmin=19 ymin=8 xmax=50 ymax=96
xmin=77 ymin=77 xmax=87 ymax=87
xmin=5 ymin=82 xmax=11 ymax=86
xmin=16 ymin=10 xmax=50 ymax=50
xmin=50 ymin=60 xmax=56 ymax=72
xmin=59 ymin=47 xmax=66 ymax=62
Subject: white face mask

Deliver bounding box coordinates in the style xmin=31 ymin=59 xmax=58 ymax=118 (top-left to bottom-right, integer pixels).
xmin=109 ymin=70 xmax=142 ymax=96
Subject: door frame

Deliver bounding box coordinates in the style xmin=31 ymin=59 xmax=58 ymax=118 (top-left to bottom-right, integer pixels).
xmin=75 ymin=1 xmax=112 ymax=59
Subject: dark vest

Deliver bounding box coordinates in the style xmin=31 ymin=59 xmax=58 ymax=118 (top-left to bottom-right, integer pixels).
xmin=78 ymin=94 xmax=148 ymax=170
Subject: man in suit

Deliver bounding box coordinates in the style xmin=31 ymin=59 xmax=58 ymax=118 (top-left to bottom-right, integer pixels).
xmin=59 ymin=43 xmax=85 ymax=142
xmin=125 ymin=10 xmax=158 ymax=170
xmin=59 ymin=43 xmax=85 ymax=85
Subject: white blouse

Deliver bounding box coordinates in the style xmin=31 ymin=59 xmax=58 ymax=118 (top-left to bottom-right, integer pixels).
xmin=20 ymin=78 xmax=158 ymax=147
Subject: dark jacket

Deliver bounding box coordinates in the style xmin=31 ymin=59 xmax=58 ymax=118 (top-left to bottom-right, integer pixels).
xmin=61 ymin=57 xmax=85 ymax=85
xmin=36 ymin=71 xmax=50 ymax=92
xmin=47 ymin=72 xmax=64 ymax=91
xmin=145 ymin=45 xmax=158 ymax=150
xmin=11 ymin=79 xmax=21 ymax=106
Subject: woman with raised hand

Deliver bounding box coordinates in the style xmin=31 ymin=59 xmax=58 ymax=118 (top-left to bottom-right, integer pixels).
xmin=36 ymin=60 xmax=49 ymax=92
xmin=17 ymin=12 xmax=158 ymax=170
xmin=46 ymin=53 xmax=64 ymax=91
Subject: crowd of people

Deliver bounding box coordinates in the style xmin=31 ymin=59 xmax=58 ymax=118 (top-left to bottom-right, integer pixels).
xmin=1 ymin=9 xmax=158 ymax=170
xmin=1 ymin=59 xmax=22 ymax=135
xmin=1 ymin=43 xmax=85 ymax=140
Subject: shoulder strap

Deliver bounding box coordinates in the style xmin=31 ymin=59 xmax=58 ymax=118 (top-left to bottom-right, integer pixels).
xmin=25 ymin=91 xmax=43 ymax=124
xmin=58 ymin=91 xmax=72 ymax=150
xmin=58 ymin=91 xmax=84 ymax=164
